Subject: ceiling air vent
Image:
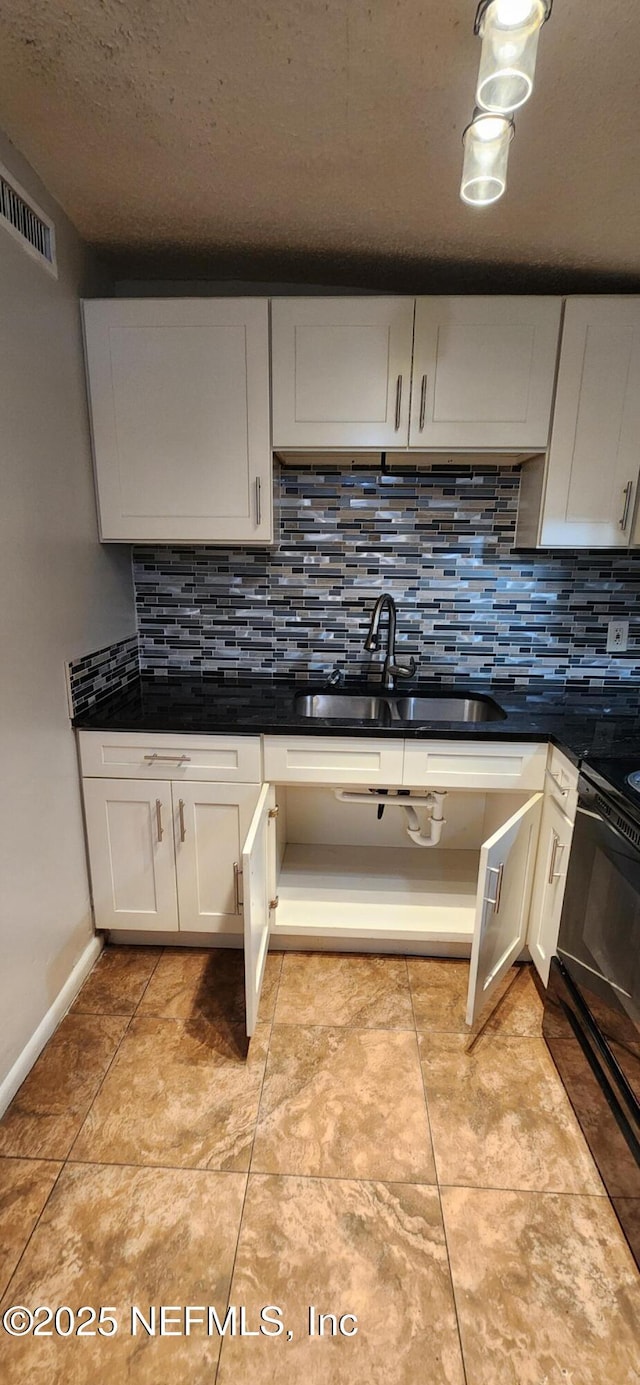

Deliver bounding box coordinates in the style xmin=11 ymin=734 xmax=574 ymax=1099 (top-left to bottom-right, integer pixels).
xmin=0 ymin=162 xmax=57 ymax=276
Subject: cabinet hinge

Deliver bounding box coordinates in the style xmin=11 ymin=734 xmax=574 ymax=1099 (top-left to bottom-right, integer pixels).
xmin=269 ymin=896 xmax=279 ymax=910
xmin=268 ymin=806 xmax=279 ymax=819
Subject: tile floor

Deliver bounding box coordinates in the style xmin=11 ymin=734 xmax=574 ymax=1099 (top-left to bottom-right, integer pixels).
xmin=0 ymin=947 xmax=638 ymax=1384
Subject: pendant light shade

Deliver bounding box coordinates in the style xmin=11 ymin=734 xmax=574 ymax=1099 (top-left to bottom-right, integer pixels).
xmin=460 ymin=111 xmax=514 ymax=205
xmin=476 ymin=0 xmax=549 ymax=114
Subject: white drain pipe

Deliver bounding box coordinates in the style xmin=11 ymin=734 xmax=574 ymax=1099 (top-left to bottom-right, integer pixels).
xmin=334 ymin=789 xmax=447 ymax=847
xmin=402 ymin=791 xmax=446 ymax=847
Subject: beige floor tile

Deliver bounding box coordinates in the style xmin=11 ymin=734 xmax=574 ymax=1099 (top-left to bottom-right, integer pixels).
xmin=408 ymin=960 xmax=543 ymax=1036
xmin=0 ymin=1015 xmax=128 ymax=1160
xmin=138 ymin=946 xmax=282 ymax=1025
xmin=217 ymin=1174 xmax=465 ymax=1385
xmin=71 ymin=1016 xmax=269 ymax=1170
xmin=0 ymin=1161 xmax=246 ymax=1385
xmin=252 ymin=1026 xmax=435 ymax=1182
xmin=275 ymin=951 xmax=414 ymax=1028
xmin=71 ymin=945 xmax=162 ymax=1016
xmin=441 ymin=1186 xmax=640 ymax=1385
xmin=482 ymin=965 xmax=544 ymax=1037
xmin=0 ymin=1158 xmax=61 ymax=1298
xmin=420 ymin=1032 xmax=603 ymax=1194
xmin=407 ymin=959 xmax=470 ymax=1032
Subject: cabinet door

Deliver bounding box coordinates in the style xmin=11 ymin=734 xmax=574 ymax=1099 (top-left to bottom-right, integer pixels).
xmin=527 ymin=795 xmax=573 ymax=986
xmin=410 ymin=297 xmax=561 ymax=449
xmin=83 ymin=778 xmax=178 ymax=932
xmin=466 ymin=793 xmax=542 ymax=1026
xmin=541 ymin=297 xmax=640 ymax=547
xmin=82 ymin=298 xmax=272 ymax=543
xmin=242 ymin=784 xmax=277 ymax=1037
xmin=173 ymin=783 xmax=261 ymax=935
xmin=271 ymin=297 xmax=415 ymax=448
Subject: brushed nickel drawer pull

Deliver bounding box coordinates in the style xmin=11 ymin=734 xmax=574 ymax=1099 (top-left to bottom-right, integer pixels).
xmin=394 ymin=374 xmax=403 ymax=430
xmin=548 ymin=833 xmax=565 ymax=884
xmin=233 ymin=861 xmax=243 ymax=912
xmin=144 ymin=753 xmax=191 ymax=765
xmin=419 ymin=373 xmax=427 ymax=431
xmin=178 ymin=798 xmax=186 ymax=843
xmin=484 ymin=862 xmax=504 ymax=912
xmin=619 ymin=480 xmax=633 ymax=532
xmin=155 ymin=798 xmax=163 ymax=843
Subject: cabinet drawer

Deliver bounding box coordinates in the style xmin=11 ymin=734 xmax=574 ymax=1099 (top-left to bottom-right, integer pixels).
xmin=263 ymin=735 xmax=404 ymax=785
xmin=78 ymin=731 xmax=262 ymax=782
xmin=546 ymin=745 xmax=579 ymax=819
xmin=403 ymin=741 xmax=547 ymax=790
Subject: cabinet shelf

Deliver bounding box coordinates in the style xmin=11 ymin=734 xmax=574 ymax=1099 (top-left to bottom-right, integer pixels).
xmin=274 ymin=843 xmax=479 ymax=942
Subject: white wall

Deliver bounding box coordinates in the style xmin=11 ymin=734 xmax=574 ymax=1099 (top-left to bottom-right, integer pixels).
xmin=0 ymin=132 xmax=135 ymax=1098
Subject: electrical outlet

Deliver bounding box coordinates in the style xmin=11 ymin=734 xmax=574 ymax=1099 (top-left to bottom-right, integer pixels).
xmin=606 ymin=619 xmax=629 ymax=653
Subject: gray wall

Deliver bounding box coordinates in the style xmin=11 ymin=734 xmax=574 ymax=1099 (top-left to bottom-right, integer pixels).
xmin=0 ymin=131 xmax=135 ymax=1098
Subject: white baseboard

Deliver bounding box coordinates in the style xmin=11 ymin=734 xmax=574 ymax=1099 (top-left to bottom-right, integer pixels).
xmin=0 ymin=934 xmax=103 ymax=1118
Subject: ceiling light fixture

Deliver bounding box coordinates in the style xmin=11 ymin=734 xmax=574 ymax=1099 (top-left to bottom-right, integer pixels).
xmin=460 ymin=111 xmax=514 ymax=205
xmin=459 ymin=0 xmax=552 ymax=205
xmin=475 ymin=0 xmax=552 ymax=114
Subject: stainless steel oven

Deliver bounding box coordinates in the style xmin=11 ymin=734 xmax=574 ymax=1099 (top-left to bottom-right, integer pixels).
xmin=543 ymin=765 xmax=640 ymax=1268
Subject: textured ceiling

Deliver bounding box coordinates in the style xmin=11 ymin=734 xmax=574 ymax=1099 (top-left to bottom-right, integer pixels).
xmin=0 ymin=0 xmax=639 ymax=284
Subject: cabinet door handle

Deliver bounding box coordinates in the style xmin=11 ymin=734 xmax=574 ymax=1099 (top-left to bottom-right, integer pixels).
xmin=619 ymin=480 xmax=633 ymax=532
xmin=233 ymin=861 xmax=243 ymax=913
xmin=178 ymin=798 xmax=186 ymax=843
xmin=255 ymin=477 xmax=262 ymax=527
xmin=419 ymin=373 xmax=427 ymax=431
xmin=155 ymin=798 xmax=163 ymax=843
xmin=548 ymin=832 xmax=565 ymax=884
xmin=484 ymin=862 xmax=504 ymax=912
xmin=394 ymin=374 xmax=403 ymax=430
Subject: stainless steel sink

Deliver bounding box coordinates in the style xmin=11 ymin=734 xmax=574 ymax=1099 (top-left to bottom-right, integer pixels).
xmin=393 ymin=695 xmax=505 ymax=723
xmin=293 ymin=691 xmax=506 ymax=723
xmin=293 ymin=693 xmax=388 ymax=721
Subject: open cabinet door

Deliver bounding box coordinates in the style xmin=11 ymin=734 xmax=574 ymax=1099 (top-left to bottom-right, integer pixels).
xmin=466 ymin=794 xmax=542 ymax=1027
xmin=242 ymin=783 xmax=276 ymax=1037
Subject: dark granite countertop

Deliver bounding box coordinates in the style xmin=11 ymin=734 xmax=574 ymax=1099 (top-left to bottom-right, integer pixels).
xmin=72 ymin=674 xmax=640 ymax=769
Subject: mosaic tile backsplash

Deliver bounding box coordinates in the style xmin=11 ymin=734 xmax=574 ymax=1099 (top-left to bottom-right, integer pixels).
xmin=67 ymin=633 xmax=140 ymax=715
xmin=133 ymin=467 xmax=640 ymax=687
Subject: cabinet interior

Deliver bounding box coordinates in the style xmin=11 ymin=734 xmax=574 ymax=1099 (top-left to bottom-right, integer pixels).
xmin=270 ymin=784 xmax=532 ymax=948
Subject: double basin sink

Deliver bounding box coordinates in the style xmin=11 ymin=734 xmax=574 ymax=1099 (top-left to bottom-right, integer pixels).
xmin=294 ymin=691 xmax=506 ymax=725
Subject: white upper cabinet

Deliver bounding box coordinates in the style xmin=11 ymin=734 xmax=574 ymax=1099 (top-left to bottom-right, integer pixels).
xmin=541 ymin=298 xmax=640 ymax=548
xmin=271 ymin=297 xmax=415 ymax=448
xmin=409 ymin=297 xmax=562 ymax=450
xmin=82 ymin=298 xmax=272 ymax=543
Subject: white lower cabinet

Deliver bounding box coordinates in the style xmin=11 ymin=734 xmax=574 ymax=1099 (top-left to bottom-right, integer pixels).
xmin=466 ymin=793 xmax=542 ymax=1025
xmin=527 ymin=793 xmax=574 ymax=986
xmin=81 ymin=733 xmax=566 ymax=1036
xmin=250 ymin=781 xmax=544 ymax=1028
xmin=242 ymin=784 xmax=278 ymax=1036
xmin=84 ymin=776 xmax=261 ymax=938
xmin=83 ymin=778 xmax=180 ymax=933
xmin=174 ymin=782 xmax=263 ymax=934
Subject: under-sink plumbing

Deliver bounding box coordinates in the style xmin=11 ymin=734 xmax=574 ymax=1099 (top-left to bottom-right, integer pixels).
xmin=333 ymin=788 xmax=447 ymax=847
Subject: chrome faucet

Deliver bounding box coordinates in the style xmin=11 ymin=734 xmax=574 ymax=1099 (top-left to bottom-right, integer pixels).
xmin=364 ymin=594 xmax=417 ymax=692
